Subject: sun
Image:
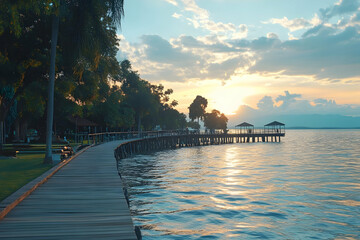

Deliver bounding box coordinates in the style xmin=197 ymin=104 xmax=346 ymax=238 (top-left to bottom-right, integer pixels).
xmin=208 ymin=86 xmax=256 ymax=116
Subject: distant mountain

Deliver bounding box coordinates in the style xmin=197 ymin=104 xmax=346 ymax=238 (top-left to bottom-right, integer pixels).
xmin=228 ymin=105 xmax=360 ymax=129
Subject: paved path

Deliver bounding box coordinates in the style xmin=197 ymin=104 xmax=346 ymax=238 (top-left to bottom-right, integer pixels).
xmin=0 ymin=141 xmax=137 ymax=240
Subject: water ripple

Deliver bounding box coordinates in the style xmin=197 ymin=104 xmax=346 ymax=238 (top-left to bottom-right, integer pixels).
xmin=118 ymin=130 xmax=360 ymax=239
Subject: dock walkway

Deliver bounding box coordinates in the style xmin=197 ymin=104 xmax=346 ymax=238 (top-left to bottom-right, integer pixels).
xmin=0 ymin=140 xmax=137 ymax=240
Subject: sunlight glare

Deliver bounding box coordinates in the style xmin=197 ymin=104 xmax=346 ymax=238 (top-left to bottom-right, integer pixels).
xmin=208 ymin=86 xmax=256 ymax=115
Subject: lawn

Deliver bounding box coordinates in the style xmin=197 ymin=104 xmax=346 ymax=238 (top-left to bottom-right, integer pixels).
xmin=2 ymin=144 xmax=69 ymax=152
xmin=0 ymin=153 xmax=52 ymax=201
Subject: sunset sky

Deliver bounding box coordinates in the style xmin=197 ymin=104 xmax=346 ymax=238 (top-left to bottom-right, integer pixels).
xmin=117 ymin=0 xmax=360 ymax=118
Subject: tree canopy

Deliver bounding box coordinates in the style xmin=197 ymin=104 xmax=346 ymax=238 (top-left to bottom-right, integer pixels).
xmin=0 ymin=1 xmax=187 ymax=150
xmin=204 ymin=109 xmax=228 ymax=133
xmin=188 ymin=95 xmax=208 ymax=122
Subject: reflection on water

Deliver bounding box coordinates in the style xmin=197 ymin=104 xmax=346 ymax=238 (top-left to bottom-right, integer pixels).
xmin=118 ymin=130 xmax=360 ymax=239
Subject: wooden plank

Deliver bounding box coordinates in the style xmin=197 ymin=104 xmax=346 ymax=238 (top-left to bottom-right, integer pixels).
xmin=0 ymin=141 xmax=137 ymax=240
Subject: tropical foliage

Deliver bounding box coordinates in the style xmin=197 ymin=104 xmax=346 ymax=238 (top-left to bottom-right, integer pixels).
xmin=0 ymin=1 xmax=186 ymax=150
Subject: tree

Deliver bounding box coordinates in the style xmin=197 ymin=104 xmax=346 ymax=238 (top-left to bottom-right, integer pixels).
xmin=0 ymin=1 xmax=54 ymax=149
xmin=188 ymin=95 xmax=208 ymax=123
xmin=0 ymin=1 xmax=125 ymax=154
xmin=120 ymin=60 xmax=160 ymax=133
xmin=157 ymin=107 xmax=186 ymax=130
xmin=89 ymin=86 xmax=135 ymax=130
xmin=44 ymin=9 xmax=60 ymax=164
xmin=0 ymin=87 xmax=17 ymax=147
xmin=204 ymin=109 xmax=228 ymax=133
xmin=44 ymin=0 xmax=125 ymax=163
xmin=147 ymin=84 xmax=185 ymax=130
xmin=187 ymin=120 xmax=200 ymax=130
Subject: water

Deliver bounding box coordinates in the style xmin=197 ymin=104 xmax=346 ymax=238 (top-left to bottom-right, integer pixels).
xmin=117 ymin=130 xmax=360 ymax=239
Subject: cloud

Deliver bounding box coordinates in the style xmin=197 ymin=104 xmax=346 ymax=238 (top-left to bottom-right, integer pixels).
xmin=337 ymin=12 xmax=360 ymax=28
xmin=352 ymin=12 xmax=360 ymax=23
xmin=259 ymin=0 xmax=360 ymax=80
xmin=257 ymin=96 xmax=274 ymax=111
xmin=275 ymin=91 xmax=302 ymax=109
xmin=118 ymin=34 xmax=254 ymax=82
xmin=164 ymin=0 xmax=178 ymax=6
xmin=174 ymin=35 xmax=244 ymax=53
xmin=320 ymin=0 xmax=360 ymax=19
xmin=249 ymin=35 xmax=281 ymax=51
xmin=206 ymin=56 xmax=247 ymax=80
xmin=172 ymin=12 xmax=182 ymax=19
xmin=119 ymin=0 xmax=360 ymax=84
xmin=119 ymin=20 xmax=360 ymax=83
xmin=171 ymin=0 xmax=248 ymax=39
xmin=313 ymin=98 xmax=337 ymax=106
xmin=260 ymin=91 xmax=360 ymax=116
xmin=141 ymin=35 xmax=198 ymax=66
xmin=264 ymin=0 xmax=360 ymax=33
xmin=264 ymin=14 xmax=321 ymax=32
xmin=229 ymin=90 xmax=360 ymax=128
xmin=249 ymin=25 xmax=360 ymax=80
xmin=267 ymin=33 xmax=279 ymax=39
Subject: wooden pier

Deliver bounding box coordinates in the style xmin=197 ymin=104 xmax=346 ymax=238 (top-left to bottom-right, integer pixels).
xmin=115 ymin=132 xmax=285 ymax=160
xmin=0 ymin=141 xmax=138 ymax=240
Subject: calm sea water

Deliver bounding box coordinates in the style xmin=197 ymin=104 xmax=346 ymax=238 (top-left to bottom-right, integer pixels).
xmin=117 ymin=130 xmax=360 ymax=239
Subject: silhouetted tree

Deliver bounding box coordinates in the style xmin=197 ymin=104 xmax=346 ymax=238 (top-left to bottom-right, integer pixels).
xmin=187 ymin=121 xmax=200 ymax=130
xmin=188 ymin=95 xmax=208 ymax=123
xmin=204 ymin=109 xmax=228 ymax=133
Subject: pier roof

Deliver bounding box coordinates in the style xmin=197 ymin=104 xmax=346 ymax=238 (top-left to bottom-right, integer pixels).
xmin=265 ymin=121 xmax=285 ymax=126
xmin=235 ymin=122 xmax=254 ymax=127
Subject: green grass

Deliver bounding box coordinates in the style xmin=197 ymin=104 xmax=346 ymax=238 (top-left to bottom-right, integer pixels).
xmin=2 ymin=142 xmax=90 ymax=152
xmin=0 ymin=154 xmax=52 ymax=201
xmin=3 ymin=144 xmax=67 ymax=152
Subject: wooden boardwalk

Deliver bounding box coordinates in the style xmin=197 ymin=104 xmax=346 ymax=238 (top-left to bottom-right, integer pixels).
xmin=0 ymin=141 xmax=137 ymax=240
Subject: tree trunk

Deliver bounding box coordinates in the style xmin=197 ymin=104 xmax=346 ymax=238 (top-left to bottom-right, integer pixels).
xmin=0 ymin=98 xmax=14 ymax=150
xmin=44 ymin=13 xmax=60 ymax=164
xmin=14 ymin=118 xmax=20 ymax=142
xmin=137 ymin=114 xmax=141 ymax=137
xmin=0 ymin=121 xmax=4 ymax=151
xmin=20 ymin=120 xmax=28 ymax=142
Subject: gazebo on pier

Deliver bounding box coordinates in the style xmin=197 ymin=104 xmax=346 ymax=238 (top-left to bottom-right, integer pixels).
xmin=264 ymin=121 xmax=285 ymax=134
xmin=235 ymin=122 xmax=254 ymax=134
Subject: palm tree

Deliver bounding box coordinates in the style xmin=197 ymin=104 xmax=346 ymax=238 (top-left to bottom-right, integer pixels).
xmin=44 ymin=0 xmax=125 ymax=164
xmin=44 ymin=10 xmax=60 ymax=164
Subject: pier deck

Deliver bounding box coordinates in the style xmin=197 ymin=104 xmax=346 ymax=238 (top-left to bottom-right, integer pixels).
xmin=0 ymin=141 xmax=137 ymax=240
xmin=115 ymin=133 xmax=285 ymax=160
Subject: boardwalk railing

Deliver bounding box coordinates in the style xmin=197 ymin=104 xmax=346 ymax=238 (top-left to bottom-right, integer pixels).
xmin=66 ymin=128 xmax=285 ymax=146
xmin=229 ymin=128 xmax=285 ymax=134
xmin=88 ymin=130 xmax=184 ymax=144
xmin=114 ymin=131 xmax=285 ymax=162
xmin=66 ymin=130 xmax=179 ymax=145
